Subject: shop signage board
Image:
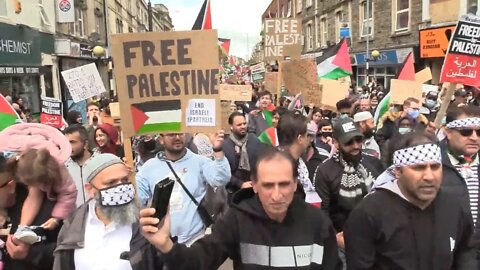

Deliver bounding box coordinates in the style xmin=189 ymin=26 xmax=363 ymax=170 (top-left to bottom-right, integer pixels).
xmin=440 ymin=14 xmax=480 ymax=86
xmin=110 ymin=30 xmax=221 ymax=137
xmin=0 ymin=23 xmax=42 ymax=66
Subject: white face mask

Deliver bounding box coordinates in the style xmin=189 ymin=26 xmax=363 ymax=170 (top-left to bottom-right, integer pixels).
xmin=398 ymin=127 xmax=412 ymax=135
xmin=96 ymin=183 xmax=136 ymax=207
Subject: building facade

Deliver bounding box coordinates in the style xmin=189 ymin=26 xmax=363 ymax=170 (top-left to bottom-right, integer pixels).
xmin=0 ymin=0 xmax=56 ymax=114
xmin=153 ymin=3 xmax=174 ymax=32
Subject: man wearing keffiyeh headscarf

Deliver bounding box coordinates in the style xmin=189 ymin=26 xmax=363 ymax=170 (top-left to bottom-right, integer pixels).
xmin=345 ymin=131 xmax=477 ymax=269
xmin=314 ymin=117 xmax=384 ymax=269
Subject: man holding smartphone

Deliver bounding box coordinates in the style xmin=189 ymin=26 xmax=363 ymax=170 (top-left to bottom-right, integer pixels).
xmin=138 ymin=148 xmax=341 ymax=270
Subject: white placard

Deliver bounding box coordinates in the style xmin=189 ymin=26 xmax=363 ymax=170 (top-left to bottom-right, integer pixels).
xmin=61 ymin=63 xmax=106 ymax=103
xmin=186 ymin=99 xmax=216 ymax=127
xmin=422 ymin=84 xmax=438 ymax=94
xmin=56 ymin=0 xmax=75 ymax=23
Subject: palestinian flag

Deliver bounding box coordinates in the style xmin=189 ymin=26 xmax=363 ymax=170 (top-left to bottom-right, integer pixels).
xmin=131 ymin=100 xmax=182 ymax=134
xmin=316 ymin=38 xmax=352 ymax=80
xmin=258 ymin=127 xmax=278 ymax=146
xmin=262 ymin=110 xmax=273 ymax=127
xmin=0 ymin=94 xmax=20 ymax=131
xmin=192 ymin=0 xmax=212 ymax=30
xmin=374 ymin=52 xmax=415 ymax=124
xmin=218 ymin=38 xmax=231 ymax=56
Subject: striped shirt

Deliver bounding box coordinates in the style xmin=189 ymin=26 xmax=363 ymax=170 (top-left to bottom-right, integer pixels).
xmin=449 ymin=153 xmax=479 ymax=225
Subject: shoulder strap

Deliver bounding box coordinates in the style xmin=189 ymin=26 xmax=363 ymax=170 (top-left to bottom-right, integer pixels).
xmin=165 ymin=161 xmax=200 ymax=206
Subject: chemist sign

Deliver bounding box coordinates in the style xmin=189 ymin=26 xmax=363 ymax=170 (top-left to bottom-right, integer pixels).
xmin=111 ymin=30 xmax=221 ymax=137
xmin=264 ymin=19 xmax=302 ymax=61
xmin=440 ymin=14 xmax=480 ymax=86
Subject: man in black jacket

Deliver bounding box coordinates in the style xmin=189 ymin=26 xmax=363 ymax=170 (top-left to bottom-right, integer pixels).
xmin=345 ymin=132 xmax=477 ymax=269
xmin=139 ymin=148 xmax=342 ymax=270
xmin=441 ymin=105 xmax=480 ymax=261
xmin=314 ymin=117 xmax=384 ymax=258
xmin=0 ymin=153 xmax=59 ymax=270
xmin=223 ymin=112 xmax=265 ymax=200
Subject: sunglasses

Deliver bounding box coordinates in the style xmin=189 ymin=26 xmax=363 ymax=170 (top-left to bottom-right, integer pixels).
xmin=345 ymin=136 xmax=363 ymax=146
xmin=456 ymin=129 xmax=480 ymax=137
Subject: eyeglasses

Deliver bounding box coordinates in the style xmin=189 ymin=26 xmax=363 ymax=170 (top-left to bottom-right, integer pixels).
xmin=456 ymin=129 xmax=480 ymax=137
xmin=344 ymin=136 xmax=363 ymax=146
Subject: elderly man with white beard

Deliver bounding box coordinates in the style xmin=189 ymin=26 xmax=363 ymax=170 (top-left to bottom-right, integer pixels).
xmin=53 ymin=154 xmax=142 ymax=270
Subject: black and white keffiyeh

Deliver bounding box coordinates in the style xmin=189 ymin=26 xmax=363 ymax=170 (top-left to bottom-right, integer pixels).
xmin=98 ymin=183 xmax=136 ymax=207
xmin=393 ymin=143 xmax=441 ymax=167
xmin=334 ymin=153 xmax=375 ymax=209
xmin=446 ymin=117 xmax=480 ymax=129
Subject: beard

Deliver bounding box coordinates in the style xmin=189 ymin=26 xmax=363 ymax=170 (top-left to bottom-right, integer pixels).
xmin=364 ymin=128 xmax=375 ymax=139
xmin=95 ymin=193 xmax=140 ymax=225
xmin=341 ymin=149 xmax=362 ymax=166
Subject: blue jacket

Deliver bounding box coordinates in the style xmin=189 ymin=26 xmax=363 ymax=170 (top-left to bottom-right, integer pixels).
xmin=136 ymin=149 xmax=231 ymax=243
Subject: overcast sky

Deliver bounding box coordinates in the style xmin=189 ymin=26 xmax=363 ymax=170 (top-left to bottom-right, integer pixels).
xmin=151 ymin=0 xmax=270 ymax=59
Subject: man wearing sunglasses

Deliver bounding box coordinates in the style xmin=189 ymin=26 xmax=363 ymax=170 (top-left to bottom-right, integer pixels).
xmin=442 ymin=106 xmax=480 ymax=259
xmin=314 ymin=117 xmax=384 ymax=268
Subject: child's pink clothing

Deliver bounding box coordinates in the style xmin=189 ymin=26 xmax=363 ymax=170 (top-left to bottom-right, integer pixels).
xmin=39 ymin=165 xmax=77 ymax=220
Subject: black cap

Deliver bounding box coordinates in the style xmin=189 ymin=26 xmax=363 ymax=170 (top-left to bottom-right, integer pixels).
xmin=454 ymin=89 xmax=468 ymax=97
xmin=333 ymin=118 xmax=364 ymax=144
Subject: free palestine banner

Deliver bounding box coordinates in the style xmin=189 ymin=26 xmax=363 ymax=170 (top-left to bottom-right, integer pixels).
xmin=111 ymin=30 xmax=221 ymax=137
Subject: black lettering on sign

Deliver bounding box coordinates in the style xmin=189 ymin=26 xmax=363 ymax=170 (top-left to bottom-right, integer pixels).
xmin=124 ymin=41 xmax=140 ymax=68
xmin=159 ymin=72 xmax=170 ymax=96
xmin=210 ymin=69 xmax=219 ymax=94
xmin=197 ymin=70 xmax=209 ymax=95
xmin=138 ymin=74 xmax=150 ymax=98
xmin=170 ymin=71 xmax=181 ymax=96
xmin=150 ymin=74 xmax=160 ymax=97
xmin=180 ymin=70 xmax=190 ymax=95
xmin=126 ymin=75 xmax=137 ymax=98
xmin=161 ymin=40 xmax=176 ymax=65
xmin=142 ymin=41 xmax=160 ymax=66
xmin=177 ymin=39 xmax=192 ymax=65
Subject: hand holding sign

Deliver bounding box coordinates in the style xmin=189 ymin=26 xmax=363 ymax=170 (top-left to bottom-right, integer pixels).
xmin=209 ymin=130 xmax=225 ymax=151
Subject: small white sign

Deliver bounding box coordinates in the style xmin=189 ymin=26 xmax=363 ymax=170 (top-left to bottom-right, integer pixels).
xmin=186 ymin=99 xmax=216 ymax=127
xmin=61 ymin=63 xmax=106 ymax=103
xmin=57 ymin=0 xmax=75 ymax=23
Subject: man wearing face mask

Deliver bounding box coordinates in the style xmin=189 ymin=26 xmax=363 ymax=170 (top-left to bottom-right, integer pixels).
xmin=332 ymin=99 xmax=353 ymax=127
xmin=376 ymin=97 xmax=428 ymax=166
xmin=314 ymin=118 xmax=384 ymax=268
xmin=53 ymin=153 xmax=141 ymax=270
xmin=422 ymin=91 xmax=440 ymax=119
xmin=354 ymin=111 xmax=380 ymax=159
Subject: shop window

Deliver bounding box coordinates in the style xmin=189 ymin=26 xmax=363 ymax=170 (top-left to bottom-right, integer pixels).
xmin=360 ymin=1 xmax=373 ymax=37
xmin=394 ymin=0 xmax=409 ymax=32
xmin=0 ymin=76 xmax=40 ymax=113
xmin=0 ymin=0 xmax=6 ymax=17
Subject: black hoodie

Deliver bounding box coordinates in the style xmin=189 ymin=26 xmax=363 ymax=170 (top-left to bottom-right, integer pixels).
xmin=162 ymin=188 xmax=342 ymax=270
xmin=344 ymin=183 xmax=477 ymax=270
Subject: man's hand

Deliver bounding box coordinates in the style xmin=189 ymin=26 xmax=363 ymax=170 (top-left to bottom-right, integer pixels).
xmin=336 ymin=232 xmax=345 ymax=249
xmin=139 ymin=208 xmax=174 ymax=253
xmin=241 ymin=181 xmax=252 ymax=189
xmin=41 ymin=217 xmax=59 ymax=230
xmin=209 ymin=130 xmax=225 ymax=150
xmin=6 ymin=235 xmax=30 ymax=260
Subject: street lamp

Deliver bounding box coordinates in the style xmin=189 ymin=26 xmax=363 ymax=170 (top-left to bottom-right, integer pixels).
xmin=365 ymin=49 xmax=380 ymax=86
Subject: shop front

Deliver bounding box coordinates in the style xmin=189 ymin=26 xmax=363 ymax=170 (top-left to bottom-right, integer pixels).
xmin=0 ymin=22 xmax=54 ymax=114
xmin=353 ymin=47 xmax=415 ymax=89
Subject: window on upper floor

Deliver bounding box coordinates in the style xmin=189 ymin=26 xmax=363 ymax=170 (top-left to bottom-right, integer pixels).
xmin=306 ymin=0 xmax=312 ymax=8
xmin=287 ymin=0 xmax=292 ymax=17
xmin=360 ymin=1 xmax=373 ymax=37
xmin=393 ymin=0 xmax=410 ymax=32
xmin=297 ymin=0 xmax=302 ymax=12
xmin=320 ymin=17 xmax=328 ymax=47
xmin=68 ymin=7 xmax=87 ymax=37
xmin=116 ymin=18 xmax=123 ymax=33
xmin=335 ymin=11 xmax=345 ymax=42
xmin=307 ymin=23 xmax=313 ymax=49
xmin=0 ymin=0 xmax=7 ymax=16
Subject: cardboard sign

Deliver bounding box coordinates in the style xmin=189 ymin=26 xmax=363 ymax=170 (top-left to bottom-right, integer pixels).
xmin=264 ymin=72 xmax=279 ymax=93
xmin=318 ymin=78 xmax=350 ymax=109
xmin=111 ymin=30 xmax=221 ymax=137
xmin=419 ymin=26 xmax=456 ymax=58
xmin=250 ymin=62 xmax=266 ymax=74
xmin=281 ymin=59 xmax=318 ymax=95
xmin=305 ymin=84 xmax=322 ymax=106
xmin=109 ymin=102 xmax=121 ymax=126
xmin=390 ymin=79 xmax=424 ymax=105
xmin=440 ymin=14 xmax=480 ymax=86
xmin=61 ymin=63 xmax=106 ymax=103
xmin=219 ymin=84 xmax=252 ymax=101
xmin=264 ymin=19 xmax=302 ymax=61
xmin=220 ymin=101 xmax=233 ymax=133
xmin=415 ymin=67 xmax=433 ymax=83
xmin=40 ymin=96 xmax=62 ymax=128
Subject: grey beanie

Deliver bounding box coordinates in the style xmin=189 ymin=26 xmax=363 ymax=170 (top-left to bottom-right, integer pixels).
xmin=83 ymin=153 xmax=124 ymax=183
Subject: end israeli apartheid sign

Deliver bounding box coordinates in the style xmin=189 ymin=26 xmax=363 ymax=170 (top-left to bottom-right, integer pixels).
xmin=111 ymin=30 xmax=221 ymax=137
xmin=264 ymin=19 xmax=302 ymax=61
xmin=440 ymin=14 xmax=480 ymax=86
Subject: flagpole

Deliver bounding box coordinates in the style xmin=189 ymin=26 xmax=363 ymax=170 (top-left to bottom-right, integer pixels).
xmin=365 ymin=0 xmax=370 ymax=86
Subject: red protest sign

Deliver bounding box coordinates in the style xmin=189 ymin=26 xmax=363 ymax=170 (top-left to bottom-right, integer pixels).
xmin=440 ymin=14 xmax=480 ymax=86
xmin=41 ymin=96 xmax=63 ymax=128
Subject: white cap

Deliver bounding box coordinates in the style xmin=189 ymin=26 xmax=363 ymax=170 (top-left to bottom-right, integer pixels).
xmin=353 ymin=111 xmax=373 ymax=122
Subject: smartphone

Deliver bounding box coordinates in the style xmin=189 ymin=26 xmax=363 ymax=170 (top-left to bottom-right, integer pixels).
xmin=151 ymin=179 xmax=175 ymax=220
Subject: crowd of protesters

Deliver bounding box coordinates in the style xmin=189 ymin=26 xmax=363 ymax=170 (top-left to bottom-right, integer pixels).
xmin=1 ymin=78 xmax=480 ymax=270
